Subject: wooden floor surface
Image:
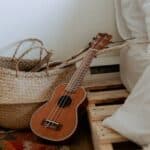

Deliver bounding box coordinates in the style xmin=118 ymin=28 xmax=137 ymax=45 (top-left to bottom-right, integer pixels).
xmin=37 ymin=111 xmax=94 ymax=150
xmin=69 ymin=113 xmax=94 ymax=150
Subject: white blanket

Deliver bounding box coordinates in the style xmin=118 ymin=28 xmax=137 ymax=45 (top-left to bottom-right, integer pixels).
xmin=103 ymin=0 xmax=150 ymax=147
xmin=103 ymin=65 xmax=150 ymax=146
xmin=115 ymin=0 xmax=149 ymax=91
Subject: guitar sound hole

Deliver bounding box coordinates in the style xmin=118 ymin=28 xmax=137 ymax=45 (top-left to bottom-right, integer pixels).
xmin=57 ymin=95 xmax=72 ymax=108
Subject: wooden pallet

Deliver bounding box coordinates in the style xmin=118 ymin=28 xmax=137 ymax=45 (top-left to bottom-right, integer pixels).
xmin=83 ymin=72 xmax=140 ymax=150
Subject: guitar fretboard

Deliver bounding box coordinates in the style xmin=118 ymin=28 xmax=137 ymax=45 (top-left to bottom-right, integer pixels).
xmin=65 ymin=49 xmax=97 ymax=93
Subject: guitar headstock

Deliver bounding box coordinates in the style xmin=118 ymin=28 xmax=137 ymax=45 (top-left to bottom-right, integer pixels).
xmin=89 ymin=33 xmax=112 ymax=50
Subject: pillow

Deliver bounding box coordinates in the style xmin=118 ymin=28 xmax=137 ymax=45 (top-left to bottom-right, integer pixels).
xmin=122 ymin=0 xmax=147 ymax=38
xmin=103 ymin=65 xmax=150 ymax=146
xmin=115 ymin=0 xmax=149 ymax=91
xmin=142 ymin=0 xmax=150 ymax=51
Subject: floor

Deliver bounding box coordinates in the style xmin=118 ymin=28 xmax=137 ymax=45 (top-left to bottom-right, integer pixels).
xmin=69 ymin=112 xmax=94 ymax=150
xmin=43 ymin=111 xmax=94 ymax=150
xmin=0 ymin=111 xmax=93 ymax=150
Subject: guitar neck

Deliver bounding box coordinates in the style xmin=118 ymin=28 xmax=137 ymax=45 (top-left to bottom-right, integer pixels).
xmin=65 ymin=48 xmax=97 ymax=93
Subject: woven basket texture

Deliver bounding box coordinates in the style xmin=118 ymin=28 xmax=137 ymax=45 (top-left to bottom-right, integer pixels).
xmin=0 ymin=38 xmax=76 ymax=129
xmin=0 ymin=58 xmax=75 ymax=129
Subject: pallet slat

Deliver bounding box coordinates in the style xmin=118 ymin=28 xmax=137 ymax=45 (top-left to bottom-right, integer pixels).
xmin=87 ymin=89 xmax=128 ymax=104
xmin=83 ymin=72 xmax=122 ymax=90
xmin=84 ymin=72 xmax=120 ymax=82
xmin=97 ymin=122 xmax=127 ymax=144
xmin=88 ymin=106 xmax=128 ymax=145
xmin=90 ymin=122 xmax=127 ymax=146
xmin=84 ymin=72 xmax=135 ymax=150
xmin=99 ymin=144 xmax=113 ymax=150
xmin=87 ymin=105 xmax=121 ymax=121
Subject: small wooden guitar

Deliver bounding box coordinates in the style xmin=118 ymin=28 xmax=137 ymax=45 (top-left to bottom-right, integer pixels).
xmin=30 ymin=33 xmax=112 ymax=142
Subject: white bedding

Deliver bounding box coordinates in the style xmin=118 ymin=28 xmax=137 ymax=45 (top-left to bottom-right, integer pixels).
xmin=103 ymin=0 xmax=150 ymax=147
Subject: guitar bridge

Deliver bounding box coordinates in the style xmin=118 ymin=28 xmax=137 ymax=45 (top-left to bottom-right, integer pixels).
xmin=41 ymin=119 xmax=62 ymax=130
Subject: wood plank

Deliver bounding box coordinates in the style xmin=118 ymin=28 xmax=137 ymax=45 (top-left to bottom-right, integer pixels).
xmin=84 ymin=72 xmax=120 ymax=82
xmin=87 ymin=89 xmax=128 ymax=104
xmin=87 ymin=105 xmax=121 ymax=121
xmin=69 ymin=114 xmax=94 ymax=150
xmin=96 ymin=122 xmax=127 ymax=144
xmin=84 ymin=72 xmax=131 ymax=150
xmin=83 ymin=72 xmax=122 ymax=90
xmin=99 ymin=144 xmax=113 ymax=150
xmin=90 ymin=121 xmax=101 ymax=150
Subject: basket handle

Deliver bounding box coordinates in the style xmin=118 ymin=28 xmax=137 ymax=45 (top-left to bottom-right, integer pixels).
xmin=11 ymin=38 xmax=44 ymax=61
xmin=56 ymin=48 xmax=88 ymax=68
xmin=15 ymin=46 xmax=52 ymax=77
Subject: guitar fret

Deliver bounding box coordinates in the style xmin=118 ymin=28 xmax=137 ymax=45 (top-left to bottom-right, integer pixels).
xmin=66 ymin=49 xmax=97 ymax=93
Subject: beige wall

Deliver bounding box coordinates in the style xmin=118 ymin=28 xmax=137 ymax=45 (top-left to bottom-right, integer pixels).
xmin=0 ymin=0 xmax=120 ymax=60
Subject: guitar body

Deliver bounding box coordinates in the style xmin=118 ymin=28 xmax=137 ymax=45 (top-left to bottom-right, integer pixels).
xmin=30 ymin=84 xmax=86 ymax=142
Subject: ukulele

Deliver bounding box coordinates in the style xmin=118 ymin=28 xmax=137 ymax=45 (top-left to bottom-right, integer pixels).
xmin=30 ymin=33 xmax=112 ymax=142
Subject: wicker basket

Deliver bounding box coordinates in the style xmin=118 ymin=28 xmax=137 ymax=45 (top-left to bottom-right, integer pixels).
xmin=0 ymin=66 xmax=75 ymax=129
xmin=0 ymin=39 xmax=76 ymax=129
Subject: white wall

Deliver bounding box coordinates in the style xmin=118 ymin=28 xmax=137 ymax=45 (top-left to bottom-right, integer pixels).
xmin=0 ymin=0 xmax=120 ymax=60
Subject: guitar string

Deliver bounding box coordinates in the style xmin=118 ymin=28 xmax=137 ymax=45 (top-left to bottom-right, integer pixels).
xmin=47 ymin=77 xmax=79 ymax=123
xmin=48 ymin=36 xmax=104 ymax=123
xmin=50 ymin=40 xmax=116 ymax=125
xmin=52 ymin=83 xmax=80 ymax=123
xmin=45 ymin=49 xmax=92 ymax=122
xmin=50 ymin=77 xmax=80 ymax=122
xmin=44 ymin=39 xmax=94 ymax=122
xmin=45 ymin=89 xmax=70 ymax=121
xmin=45 ymin=60 xmax=86 ymax=123
xmin=53 ymin=54 xmax=94 ymax=122
xmin=45 ymin=34 xmax=105 ymax=124
xmin=45 ymin=72 xmax=77 ymax=122
xmin=53 ymin=36 xmax=110 ymax=123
